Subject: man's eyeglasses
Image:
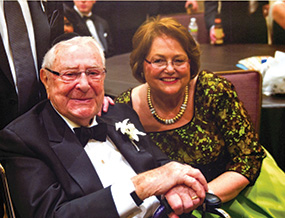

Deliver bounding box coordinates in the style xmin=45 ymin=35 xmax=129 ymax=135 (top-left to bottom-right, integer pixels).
xmin=144 ymin=57 xmax=189 ymax=69
xmin=45 ymin=67 xmax=106 ymax=82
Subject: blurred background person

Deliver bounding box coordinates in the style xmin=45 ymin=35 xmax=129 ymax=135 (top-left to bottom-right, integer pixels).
xmin=266 ymin=0 xmax=285 ymax=44
xmin=204 ymin=0 xmax=268 ymax=44
xmin=185 ymin=0 xmax=199 ymax=12
xmin=63 ymin=0 xmax=114 ymax=58
xmin=64 ymin=16 xmax=74 ymax=33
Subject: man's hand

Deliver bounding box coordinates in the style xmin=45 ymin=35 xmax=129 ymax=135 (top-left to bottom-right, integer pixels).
xmin=185 ymin=0 xmax=199 ymax=12
xmin=131 ymin=162 xmax=207 ymax=215
xmin=97 ymin=96 xmax=114 ymax=116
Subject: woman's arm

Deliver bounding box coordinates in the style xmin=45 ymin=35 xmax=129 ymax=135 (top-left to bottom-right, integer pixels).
xmin=272 ymin=1 xmax=285 ymax=29
xmin=208 ymin=171 xmax=249 ymax=202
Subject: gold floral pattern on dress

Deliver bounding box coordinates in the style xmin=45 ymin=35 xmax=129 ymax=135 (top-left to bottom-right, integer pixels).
xmin=115 ymin=71 xmax=266 ymax=184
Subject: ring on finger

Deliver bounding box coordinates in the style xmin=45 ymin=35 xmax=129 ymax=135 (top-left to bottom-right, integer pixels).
xmin=191 ymin=195 xmax=198 ymax=200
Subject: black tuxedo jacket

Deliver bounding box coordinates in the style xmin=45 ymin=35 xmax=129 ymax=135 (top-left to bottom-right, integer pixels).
xmin=0 ymin=1 xmax=63 ymax=130
xmin=0 ymin=101 xmax=169 ymax=218
xmin=64 ymin=7 xmax=114 ymax=58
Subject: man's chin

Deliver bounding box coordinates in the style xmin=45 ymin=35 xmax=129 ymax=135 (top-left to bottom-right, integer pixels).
xmin=69 ymin=110 xmax=97 ymax=125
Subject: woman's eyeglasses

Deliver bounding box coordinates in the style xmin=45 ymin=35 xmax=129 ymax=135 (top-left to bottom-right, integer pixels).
xmin=145 ymin=57 xmax=189 ymax=69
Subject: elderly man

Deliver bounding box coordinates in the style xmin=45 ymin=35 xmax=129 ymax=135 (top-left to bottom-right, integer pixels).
xmin=0 ymin=36 xmax=207 ymax=218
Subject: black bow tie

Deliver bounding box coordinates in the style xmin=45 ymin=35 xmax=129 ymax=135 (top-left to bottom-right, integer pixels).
xmin=82 ymin=15 xmax=91 ymax=21
xmin=74 ymin=123 xmax=107 ymax=147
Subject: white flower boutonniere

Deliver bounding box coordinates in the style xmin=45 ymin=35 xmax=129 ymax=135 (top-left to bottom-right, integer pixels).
xmin=115 ymin=119 xmax=146 ymax=151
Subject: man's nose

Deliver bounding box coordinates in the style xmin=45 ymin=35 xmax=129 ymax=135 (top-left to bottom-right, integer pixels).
xmin=76 ymin=73 xmax=90 ymax=91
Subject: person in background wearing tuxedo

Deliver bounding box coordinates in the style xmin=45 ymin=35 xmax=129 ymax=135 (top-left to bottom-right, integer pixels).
xmin=0 ymin=1 xmax=63 ymax=217
xmin=204 ymin=0 xmax=268 ymax=44
xmin=0 ymin=0 xmax=63 ymax=130
xmin=64 ymin=0 xmax=114 ymax=58
xmin=0 ymin=36 xmax=207 ymax=218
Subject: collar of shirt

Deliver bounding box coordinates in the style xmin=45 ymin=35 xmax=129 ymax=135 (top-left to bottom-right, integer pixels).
xmin=50 ymin=102 xmax=98 ymax=131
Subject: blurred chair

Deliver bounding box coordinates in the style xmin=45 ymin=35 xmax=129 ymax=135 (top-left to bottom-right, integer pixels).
xmin=0 ymin=163 xmax=16 ymax=218
xmin=160 ymin=13 xmax=209 ymax=43
xmin=214 ymin=70 xmax=262 ymax=133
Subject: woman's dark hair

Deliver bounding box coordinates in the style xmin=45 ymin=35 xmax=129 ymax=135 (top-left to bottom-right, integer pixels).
xmin=130 ymin=16 xmax=201 ymax=83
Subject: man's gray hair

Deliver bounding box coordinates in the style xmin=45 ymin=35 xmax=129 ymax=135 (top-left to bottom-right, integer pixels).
xmin=42 ymin=36 xmax=105 ymax=69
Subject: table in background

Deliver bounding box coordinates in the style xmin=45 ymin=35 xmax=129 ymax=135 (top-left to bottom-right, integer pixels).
xmin=105 ymin=43 xmax=285 ymax=171
xmin=105 ymin=43 xmax=285 ymax=96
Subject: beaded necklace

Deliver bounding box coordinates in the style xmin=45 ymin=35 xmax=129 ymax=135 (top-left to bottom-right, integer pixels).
xmin=147 ymin=86 xmax=189 ymax=125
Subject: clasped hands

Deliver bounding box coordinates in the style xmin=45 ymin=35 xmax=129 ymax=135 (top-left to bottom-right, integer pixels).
xmin=132 ymin=162 xmax=208 ymax=218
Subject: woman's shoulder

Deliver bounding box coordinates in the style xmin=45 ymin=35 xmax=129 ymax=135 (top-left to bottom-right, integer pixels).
xmin=115 ymin=88 xmax=133 ymax=104
xmin=196 ymin=70 xmax=235 ymax=94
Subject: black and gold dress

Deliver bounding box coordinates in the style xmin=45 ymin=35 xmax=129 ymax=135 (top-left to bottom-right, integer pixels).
xmin=116 ymin=71 xmax=285 ymax=217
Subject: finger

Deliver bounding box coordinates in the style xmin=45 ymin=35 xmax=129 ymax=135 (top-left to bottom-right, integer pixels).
xmin=183 ymin=176 xmax=206 ymax=199
xmin=192 ymin=2 xmax=198 ymax=11
xmin=168 ymin=213 xmax=179 ymax=218
xmin=166 ymin=193 xmax=183 ymax=215
xmin=101 ymin=96 xmax=114 ymax=113
xmin=168 ymin=212 xmax=179 ymax=218
xmin=176 ymin=186 xmax=201 ymax=213
xmin=189 ymin=190 xmax=203 ymax=207
xmin=178 ymin=189 xmax=194 ymax=214
xmin=106 ymin=96 xmax=115 ymax=105
xmin=97 ymin=109 xmax=102 ymax=117
xmin=182 ymin=166 xmax=208 ymax=192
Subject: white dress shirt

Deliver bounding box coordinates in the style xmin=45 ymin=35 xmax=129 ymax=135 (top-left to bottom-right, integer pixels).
xmin=58 ymin=113 xmax=160 ymax=218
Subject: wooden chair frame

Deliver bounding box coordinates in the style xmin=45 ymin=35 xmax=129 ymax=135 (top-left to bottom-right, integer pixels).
xmin=0 ymin=163 xmax=16 ymax=218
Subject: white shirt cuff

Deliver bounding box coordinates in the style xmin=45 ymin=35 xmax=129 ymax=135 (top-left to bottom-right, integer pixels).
xmin=111 ymin=178 xmax=142 ymax=217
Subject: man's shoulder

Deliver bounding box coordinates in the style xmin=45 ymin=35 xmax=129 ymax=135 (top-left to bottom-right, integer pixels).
xmin=100 ymin=103 xmax=141 ymax=126
xmin=101 ymin=103 xmax=138 ymax=119
xmin=3 ymin=100 xmax=48 ymax=132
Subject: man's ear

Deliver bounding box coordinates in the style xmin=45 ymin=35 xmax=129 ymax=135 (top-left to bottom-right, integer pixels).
xmin=40 ymin=68 xmax=49 ymax=98
xmin=40 ymin=68 xmax=47 ymax=86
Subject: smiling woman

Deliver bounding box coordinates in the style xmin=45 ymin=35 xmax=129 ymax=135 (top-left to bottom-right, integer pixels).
xmin=115 ymin=16 xmax=285 ymax=217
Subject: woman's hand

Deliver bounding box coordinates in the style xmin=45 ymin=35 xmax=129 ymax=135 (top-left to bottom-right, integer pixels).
xmin=165 ymin=185 xmax=203 ymax=217
xmin=97 ymin=96 xmax=114 ymax=116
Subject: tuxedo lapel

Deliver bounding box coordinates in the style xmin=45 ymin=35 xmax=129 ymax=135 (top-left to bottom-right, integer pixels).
xmin=93 ymin=16 xmax=108 ymax=52
xmin=97 ymin=116 xmax=157 ymax=174
xmin=28 ymin=1 xmax=50 ymax=71
xmin=42 ymin=102 xmax=104 ymax=194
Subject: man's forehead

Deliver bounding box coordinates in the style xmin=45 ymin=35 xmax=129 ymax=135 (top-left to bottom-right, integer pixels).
xmin=54 ymin=44 xmax=102 ymax=68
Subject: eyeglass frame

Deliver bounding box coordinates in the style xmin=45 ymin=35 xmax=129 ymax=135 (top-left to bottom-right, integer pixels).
xmin=144 ymin=57 xmax=190 ymax=69
xmin=45 ymin=67 xmax=107 ymax=82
